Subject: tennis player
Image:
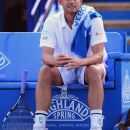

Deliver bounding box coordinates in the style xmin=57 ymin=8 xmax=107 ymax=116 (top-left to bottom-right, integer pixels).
xmin=33 ymin=0 xmax=107 ymax=130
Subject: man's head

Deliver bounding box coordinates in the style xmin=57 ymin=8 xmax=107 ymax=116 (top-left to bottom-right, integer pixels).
xmin=58 ymin=0 xmax=82 ymax=15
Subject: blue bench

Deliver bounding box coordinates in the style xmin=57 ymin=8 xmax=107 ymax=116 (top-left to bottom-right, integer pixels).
xmin=0 ymin=32 xmax=130 ymax=130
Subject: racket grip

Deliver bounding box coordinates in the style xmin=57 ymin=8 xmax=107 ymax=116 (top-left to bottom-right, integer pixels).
xmin=21 ymin=70 xmax=28 ymax=94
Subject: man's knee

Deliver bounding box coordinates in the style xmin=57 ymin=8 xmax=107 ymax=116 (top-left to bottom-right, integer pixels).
xmin=39 ymin=66 xmax=52 ymax=76
xmin=38 ymin=66 xmax=62 ymax=85
xmin=38 ymin=65 xmax=54 ymax=83
xmin=85 ymin=65 xmax=103 ymax=83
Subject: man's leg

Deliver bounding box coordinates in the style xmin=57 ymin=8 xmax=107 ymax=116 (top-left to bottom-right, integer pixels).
xmin=85 ymin=64 xmax=105 ymax=130
xmin=33 ymin=65 xmax=64 ymax=130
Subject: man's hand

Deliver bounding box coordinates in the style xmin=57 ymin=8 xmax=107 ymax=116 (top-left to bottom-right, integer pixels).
xmin=64 ymin=56 xmax=84 ymax=69
xmin=55 ymin=54 xmax=69 ymax=67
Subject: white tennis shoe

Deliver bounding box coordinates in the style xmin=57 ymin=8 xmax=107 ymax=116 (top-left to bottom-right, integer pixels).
xmin=90 ymin=128 xmax=102 ymax=130
xmin=33 ymin=123 xmax=48 ymax=130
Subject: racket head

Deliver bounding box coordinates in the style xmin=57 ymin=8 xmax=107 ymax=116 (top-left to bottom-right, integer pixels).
xmin=2 ymin=106 xmax=34 ymax=130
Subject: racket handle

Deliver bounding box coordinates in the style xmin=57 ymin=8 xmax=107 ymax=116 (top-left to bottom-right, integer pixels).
xmin=21 ymin=70 xmax=28 ymax=94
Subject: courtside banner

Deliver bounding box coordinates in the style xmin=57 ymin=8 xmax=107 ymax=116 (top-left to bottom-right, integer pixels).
xmin=121 ymin=62 xmax=130 ymax=112
xmin=47 ymin=88 xmax=90 ymax=130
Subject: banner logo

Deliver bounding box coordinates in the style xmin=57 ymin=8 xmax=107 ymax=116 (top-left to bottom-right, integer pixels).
xmin=0 ymin=52 xmax=10 ymax=70
xmin=122 ymin=69 xmax=130 ymax=103
xmin=48 ymin=89 xmax=90 ymax=121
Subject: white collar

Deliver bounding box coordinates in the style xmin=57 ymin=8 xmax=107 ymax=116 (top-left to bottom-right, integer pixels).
xmin=61 ymin=11 xmax=67 ymax=28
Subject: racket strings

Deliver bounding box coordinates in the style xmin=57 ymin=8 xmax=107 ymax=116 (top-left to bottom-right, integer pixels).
xmin=2 ymin=108 xmax=34 ymax=130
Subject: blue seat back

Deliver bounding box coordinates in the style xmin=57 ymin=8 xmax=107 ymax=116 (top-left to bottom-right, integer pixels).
xmin=105 ymin=32 xmax=126 ymax=53
xmin=0 ymin=32 xmax=41 ymax=81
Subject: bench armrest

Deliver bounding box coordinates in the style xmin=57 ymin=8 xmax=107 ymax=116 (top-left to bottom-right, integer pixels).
xmin=106 ymin=52 xmax=130 ymax=81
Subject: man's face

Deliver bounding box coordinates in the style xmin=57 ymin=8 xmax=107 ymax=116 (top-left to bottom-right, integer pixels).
xmin=59 ymin=0 xmax=82 ymax=14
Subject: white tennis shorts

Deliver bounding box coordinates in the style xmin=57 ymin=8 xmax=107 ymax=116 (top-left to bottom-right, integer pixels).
xmin=58 ymin=64 xmax=106 ymax=86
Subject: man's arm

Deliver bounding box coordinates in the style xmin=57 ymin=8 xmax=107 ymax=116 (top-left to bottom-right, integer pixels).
xmin=64 ymin=43 xmax=104 ymax=69
xmin=42 ymin=46 xmax=68 ymax=67
xmin=81 ymin=42 xmax=104 ymax=66
xmin=42 ymin=46 xmax=56 ymax=66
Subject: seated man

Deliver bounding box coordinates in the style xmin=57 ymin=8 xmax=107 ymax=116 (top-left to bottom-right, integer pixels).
xmin=33 ymin=0 xmax=107 ymax=130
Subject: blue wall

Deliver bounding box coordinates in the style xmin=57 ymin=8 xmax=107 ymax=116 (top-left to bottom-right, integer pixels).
xmin=0 ymin=32 xmax=130 ymax=130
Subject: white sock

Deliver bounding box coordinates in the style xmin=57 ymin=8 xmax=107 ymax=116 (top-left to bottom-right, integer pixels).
xmin=90 ymin=110 xmax=104 ymax=129
xmin=35 ymin=110 xmax=48 ymax=127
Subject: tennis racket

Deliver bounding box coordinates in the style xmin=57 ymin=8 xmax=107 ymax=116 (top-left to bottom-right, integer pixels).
xmin=2 ymin=70 xmax=34 ymax=130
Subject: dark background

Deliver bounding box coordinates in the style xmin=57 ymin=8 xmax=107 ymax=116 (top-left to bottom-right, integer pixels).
xmin=0 ymin=0 xmax=130 ymax=32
